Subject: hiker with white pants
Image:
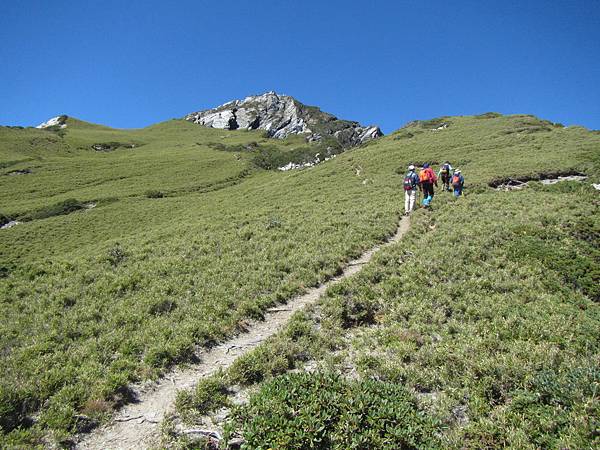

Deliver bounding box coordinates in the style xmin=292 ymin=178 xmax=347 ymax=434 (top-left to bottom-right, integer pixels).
xmin=403 ymin=164 xmax=420 ymax=214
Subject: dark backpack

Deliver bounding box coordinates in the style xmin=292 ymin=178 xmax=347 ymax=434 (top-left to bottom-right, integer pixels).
xmin=404 ymin=173 xmax=417 ymax=190
xmin=441 ymin=163 xmax=450 ymax=174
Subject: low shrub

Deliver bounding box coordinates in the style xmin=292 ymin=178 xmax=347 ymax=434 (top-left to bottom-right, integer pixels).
xmin=148 ymin=298 xmax=177 ymax=316
xmin=0 ymin=212 xmax=11 ymax=227
xmin=21 ymin=198 xmax=86 ymax=221
xmin=224 ymin=372 xmax=440 ymax=449
xmin=418 ymin=118 xmax=451 ymax=129
xmin=228 ymin=339 xmax=307 ymax=385
xmin=394 ymin=131 xmax=416 ymax=140
xmin=206 ymin=141 xmax=258 ymax=152
xmin=321 ymin=285 xmax=380 ymax=329
xmin=476 ymin=112 xmax=503 ymax=119
xmin=175 ymin=375 xmax=230 ymax=422
xmin=251 ymin=145 xmax=321 ymax=170
xmin=91 ymin=142 xmax=138 ymax=152
xmin=106 ymin=243 xmax=127 ymax=267
xmin=145 ymin=189 xmax=165 ymax=198
xmin=507 ymin=217 xmax=600 ymax=301
xmin=0 ymin=386 xmax=32 ymax=434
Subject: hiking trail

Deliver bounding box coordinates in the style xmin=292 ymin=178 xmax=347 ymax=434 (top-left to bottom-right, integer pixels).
xmin=76 ymin=216 xmax=411 ymax=450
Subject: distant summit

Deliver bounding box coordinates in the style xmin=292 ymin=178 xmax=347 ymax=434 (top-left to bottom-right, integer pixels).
xmin=185 ymin=92 xmax=383 ymax=148
xmin=36 ymin=115 xmax=68 ymax=129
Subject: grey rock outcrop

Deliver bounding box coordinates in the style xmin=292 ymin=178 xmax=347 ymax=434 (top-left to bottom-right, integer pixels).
xmin=185 ymin=92 xmax=382 ymax=147
xmin=36 ymin=115 xmax=68 ymax=129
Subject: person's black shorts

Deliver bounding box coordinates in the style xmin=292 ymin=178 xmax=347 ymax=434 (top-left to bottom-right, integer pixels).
xmin=422 ymin=182 xmax=434 ymax=197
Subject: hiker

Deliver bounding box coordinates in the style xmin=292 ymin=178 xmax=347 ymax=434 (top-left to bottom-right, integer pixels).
xmin=403 ymin=164 xmax=420 ymax=214
xmin=438 ymin=161 xmax=454 ymax=191
xmin=452 ymin=169 xmax=465 ymax=197
xmin=419 ymin=163 xmax=438 ymax=205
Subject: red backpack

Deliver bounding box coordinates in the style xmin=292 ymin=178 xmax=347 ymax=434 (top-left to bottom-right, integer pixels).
xmin=452 ymin=174 xmax=461 ymax=187
xmin=403 ymin=173 xmax=417 ymax=190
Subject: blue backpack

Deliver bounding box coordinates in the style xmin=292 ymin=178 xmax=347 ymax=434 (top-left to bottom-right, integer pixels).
xmin=403 ymin=172 xmax=417 ymax=190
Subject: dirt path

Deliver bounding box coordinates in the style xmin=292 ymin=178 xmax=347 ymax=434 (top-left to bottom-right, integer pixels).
xmin=76 ymin=216 xmax=411 ymax=450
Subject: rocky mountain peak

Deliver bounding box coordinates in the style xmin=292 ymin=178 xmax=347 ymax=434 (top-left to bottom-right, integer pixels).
xmin=36 ymin=115 xmax=68 ymax=129
xmin=185 ymin=92 xmax=382 ymax=147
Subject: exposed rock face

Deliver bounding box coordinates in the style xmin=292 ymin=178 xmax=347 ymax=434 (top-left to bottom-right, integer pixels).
xmin=0 ymin=220 xmax=20 ymax=230
xmin=185 ymin=92 xmax=383 ymax=147
xmin=36 ymin=115 xmax=68 ymax=129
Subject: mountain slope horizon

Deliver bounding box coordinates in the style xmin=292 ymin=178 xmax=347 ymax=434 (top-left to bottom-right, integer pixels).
xmin=27 ymin=91 xmax=599 ymax=140
xmin=27 ymin=92 xmax=384 ymax=148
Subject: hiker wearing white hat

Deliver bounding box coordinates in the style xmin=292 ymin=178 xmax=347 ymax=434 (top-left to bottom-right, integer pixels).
xmin=402 ymin=164 xmax=420 ymax=214
xmin=438 ymin=161 xmax=454 ymax=191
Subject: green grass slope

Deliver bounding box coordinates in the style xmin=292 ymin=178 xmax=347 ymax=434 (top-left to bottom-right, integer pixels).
xmin=1 ymin=112 xmax=599 ymax=447
xmin=167 ymin=114 xmax=600 ymax=449
xmin=0 ymin=118 xmax=252 ymax=215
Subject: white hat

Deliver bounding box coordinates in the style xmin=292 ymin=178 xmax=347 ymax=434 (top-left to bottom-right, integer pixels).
xmin=455 ymin=169 xmax=461 ymax=173
xmin=408 ymin=164 xmax=415 ymax=170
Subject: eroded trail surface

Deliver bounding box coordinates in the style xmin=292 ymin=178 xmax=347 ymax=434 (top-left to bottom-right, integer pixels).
xmin=77 ymin=217 xmax=411 ymax=450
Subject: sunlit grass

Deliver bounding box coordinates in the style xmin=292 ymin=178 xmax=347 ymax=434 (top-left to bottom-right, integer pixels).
xmin=1 ymin=113 xmax=599 ymax=445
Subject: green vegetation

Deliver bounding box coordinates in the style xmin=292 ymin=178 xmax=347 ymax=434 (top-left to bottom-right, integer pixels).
xmin=224 ymin=372 xmax=440 ymax=449
xmin=175 ymin=373 xmax=230 ymax=423
xmin=1 ymin=112 xmax=599 ymax=447
xmin=90 ymin=141 xmax=141 ymax=152
xmin=0 ymin=211 xmax=11 ymax=227
xmin=174 ymin=186 xmax=599 ymax=449
xmin=20 ymin=198 xmax=88 ymax=221
xmin=144 ymin=189 xmax=166 ymax=199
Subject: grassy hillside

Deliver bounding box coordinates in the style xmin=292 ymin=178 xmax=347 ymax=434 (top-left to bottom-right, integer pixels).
xmin=179 ymin=185 xmax=598 ymax=449
xmin=0 ymin=119 xmax=252 ymax=214
xmin=1 ymin=113 xmax=598 ymax=447
xmin=167 ymin=115 xmax=600 ymax=448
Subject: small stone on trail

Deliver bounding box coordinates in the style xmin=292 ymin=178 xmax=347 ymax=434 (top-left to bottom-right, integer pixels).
xmin=452 ymin=405 xmax=469 ymax=426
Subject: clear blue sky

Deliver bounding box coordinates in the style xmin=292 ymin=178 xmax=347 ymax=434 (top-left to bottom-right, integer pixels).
xmin=1 ymin=0 xmax=599 ymax=133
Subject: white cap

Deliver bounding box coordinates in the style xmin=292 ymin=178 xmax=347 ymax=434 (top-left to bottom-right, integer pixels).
xmin=455 ymin=169 xmax=461 ymax=173
xmin=408 ymin=164 xmax=415 ymax=170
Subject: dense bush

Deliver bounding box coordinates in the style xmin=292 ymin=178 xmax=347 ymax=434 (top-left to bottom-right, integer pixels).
xmin=224 ymin=372 xmax=440 ymax=449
